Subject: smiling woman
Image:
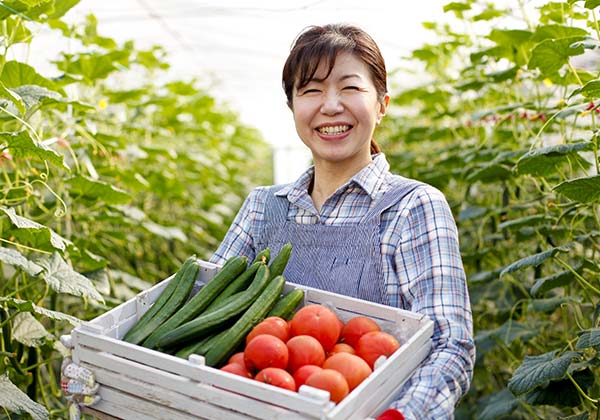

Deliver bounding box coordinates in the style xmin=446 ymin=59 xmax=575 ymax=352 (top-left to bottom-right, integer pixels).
xmin=211 ymin=23 xmax=476 ymax=420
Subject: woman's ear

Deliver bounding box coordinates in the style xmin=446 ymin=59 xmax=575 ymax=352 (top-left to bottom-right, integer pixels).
xmin=377 ymin=94 xmax=390 ymax=124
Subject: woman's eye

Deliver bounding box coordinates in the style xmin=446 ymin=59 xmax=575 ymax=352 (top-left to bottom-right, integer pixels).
xmin=303 ymin=89 xmax=320 ymax=94
xmin=343 ymin=86 xmax=360 ymax=91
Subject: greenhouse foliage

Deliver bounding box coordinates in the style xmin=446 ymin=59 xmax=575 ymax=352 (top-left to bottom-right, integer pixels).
xmin=0 ymin=1 xmax=271 ymax=418
xmin=380 ymin=0 xmax=600 ymax=418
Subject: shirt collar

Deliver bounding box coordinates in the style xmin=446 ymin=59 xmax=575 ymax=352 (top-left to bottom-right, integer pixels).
xmin=274 ymin=152 xmax=390 ymax=202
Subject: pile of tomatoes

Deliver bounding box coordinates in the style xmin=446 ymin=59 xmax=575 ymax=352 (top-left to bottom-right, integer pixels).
xmin=218 ymin=303 xmax=401 ymax=404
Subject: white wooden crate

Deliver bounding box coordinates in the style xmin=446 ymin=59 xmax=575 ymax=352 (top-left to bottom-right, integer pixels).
xmin=70 ymin=260 xmax=433 ymax=420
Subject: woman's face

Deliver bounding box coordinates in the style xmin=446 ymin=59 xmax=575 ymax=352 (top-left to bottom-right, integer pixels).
xmin=291 ymin=52 xmax=389 ymax=170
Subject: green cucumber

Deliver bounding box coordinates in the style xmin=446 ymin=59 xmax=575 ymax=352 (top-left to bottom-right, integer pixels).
xmin=267 ymin=288 xmax=305 ymax=320
xmin=142 ymin=255 xmax=247 ymax=349
xmin=123 ymin=256 xmax=199 ymax=345
xmin=252 ymin=248 xmax=270 ymax=264
xmin=157 ymin=264 xmax=271 ymax=348
xmin=205 ymin=261 xmax=262 ymax=311
xmin=203 ymin=275 xmax=286 ymax=368
xmin=175 ymin=328 xmax=229 ymax=359
xmin=268 ymin=243 xmax=292 ymax=279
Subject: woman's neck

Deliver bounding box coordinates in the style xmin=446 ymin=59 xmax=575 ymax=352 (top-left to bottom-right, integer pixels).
xmin=309 ymin=156 xmax=372 ymax=212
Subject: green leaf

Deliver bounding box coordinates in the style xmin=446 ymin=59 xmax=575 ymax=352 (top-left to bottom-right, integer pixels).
xmin=0 ymin=296 xmax=81 ymax=326
xmin=554 ymin=175 xmax=600 ymax=203
xmin=570 ymin=36 xmax=600 ymax=51
xmin=498 ymin=214 xmax=553 ymax=231
xmin=515 ymin=141 xmax=593 ymax=176
xmin=55 ymin=50 xmax=130 ymax=84
xmin=508 ymin=350 xmax=579 ymax=396
xmin=0 ymin=374 xmax=48 ymax=420
xmin=585 ymin=0 xmax=600 ymax=9
xmin=529 ymin=296 xmax=580 ymax=313
xmin=9 ymin=84 xmax=94 ymax=113
xmin=475 ymin=321 xmax=538 ymax=352
xmin=524 ymin=368 xmax=595 ymax=407
xmin=11 ymin=312 xmax=53 ymax=347
xmin=1 ymin=207 xmax=70 ymax=251
xmin=500 ymin=245 xmax=572 ymax=278
xmin=443 ymin=1 xmax=471 ymax=13
xmin=0 ymin=0 xmax=53 ymax=21
xmin=528 ymin=37 xmax=585 ymax=75
xmin=4 ymin=16 xmax=31 ymax=43
xmin=67 ymin=174 xmax=132 ymax=204
xmin=576 ymin=328 xmax=600 ymax=349
xmin=34 ymin=252 xmax=104 ymax=302
xmin=475 ymin=389 xmax=519 ymax=420
xmin=0 ymin=80 xmax=26 ymax=113
xmin=47 ymin=0 xmax=80 ymax=19
xmin=0 ymin=246 xmax=42 ymax=276
xmin=532 ymin=25 xmax=589 ymax=42
xmin=0 ymin=130 xmax=68 ymax=169
xmin=530 ymin=268 xmax=576 ymax=296
xmin=570 ymin=79 xmax=600 ymax=98
xmin=466 ymin=163 xmax=513 ymax=183
xmin=0 ymin=60 xmax=57 ymax=90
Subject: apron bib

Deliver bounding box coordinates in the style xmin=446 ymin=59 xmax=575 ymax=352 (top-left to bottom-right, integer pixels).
xmin=256 ymin=180 xmax=422 ymax=305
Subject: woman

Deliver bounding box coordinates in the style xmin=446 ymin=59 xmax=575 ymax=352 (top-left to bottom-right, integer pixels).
xmin=210 ymin=23 xmax=475 ymax=420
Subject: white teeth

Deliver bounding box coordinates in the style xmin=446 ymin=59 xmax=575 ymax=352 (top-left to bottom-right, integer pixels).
xmin=317 ymin=125 xmax=350 ymax=135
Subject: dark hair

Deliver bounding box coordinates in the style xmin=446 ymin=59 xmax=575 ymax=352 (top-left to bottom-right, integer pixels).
xmin=282 ymin=23 xmax=387 ymax=154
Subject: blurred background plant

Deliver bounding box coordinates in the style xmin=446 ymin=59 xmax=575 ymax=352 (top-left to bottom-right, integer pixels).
xmin=380 ymin=0 xmax=600 ymax=418
xmin=0 ymin=1 xmax=271 ymax=417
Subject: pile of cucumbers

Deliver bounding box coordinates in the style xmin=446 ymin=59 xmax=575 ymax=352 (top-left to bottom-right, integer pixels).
xmin=122 ymin=243 xmax=304 ymax=367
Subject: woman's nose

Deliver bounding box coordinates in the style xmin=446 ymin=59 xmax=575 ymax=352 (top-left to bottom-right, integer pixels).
xmin=320 ymin=92 xmax=343 ymax=115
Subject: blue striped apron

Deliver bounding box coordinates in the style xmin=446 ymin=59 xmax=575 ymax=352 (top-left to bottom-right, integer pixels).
xmin=255 ymin=180 xmax=422 ymax=306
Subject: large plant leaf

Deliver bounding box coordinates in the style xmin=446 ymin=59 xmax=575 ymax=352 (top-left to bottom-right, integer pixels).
xmin=576 ymin=328 xmax=600 ymax=350
xmin=67 ymin=174 xmax=132 ymax=204
xmin=56 ymin=50 xmax=130 ymax=84
xmin=0 ymin=374 xmax=48 ymax=420
xmin=475 ymin=321 xmax=538 ymax=353
xmin=11 ymin=312 xmax=53 ymax=347
xmin=524 ymin=368 xmax=595 ymax=407
xmin=528 ymin=37 xmax=585 ymax=75
xmin=570 ymin=79 xmax=600 ymax=98
xmin=1 ymin=207 xmax=70 ymax=251
xmin=0 ymin=130 xmax=68 ymax=169
xmin=508 ymin=350 xmax=579 ymax=396
xmin=8 ymin=84 xmax=94 ymax=113
xmin=0 ymin=296 xmax=81 ymax=326
xmin=530 ymin=268 xmax=576 ymax=296
xmin=500 ymin=245 xmax=572 ymax=278
xmin=515 ymin=142 xmax=593 ymax=176
xmin=475 ymin=389 xmax=520 ymax=420
xmin=34 ymin=252 xmax=104 ymax=302
xmin=0 ymin=60 xmax=57 ymax=90
xmin=0 ymin=246 xmax=42 ymax=276
xmin=532 ymin=25 xmax=589 ymax=42
xmin=48 ymin=0 xmax=80 ymax=19
xmin=554 ymin=175 xmax=600 ymax=203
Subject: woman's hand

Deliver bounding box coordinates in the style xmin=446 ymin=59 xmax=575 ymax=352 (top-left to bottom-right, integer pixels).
xmin=60 ymin=335 xmax=100 ymax=420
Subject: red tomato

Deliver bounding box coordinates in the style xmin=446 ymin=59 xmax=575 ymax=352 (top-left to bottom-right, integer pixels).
xmin=340 ymin=316 xmax=381 ymax=348
xmin=328 ymin=342 xmax=356 ymax=356
xmin=244 ymin=334 xmax=289 ymax=372
xmin=227 ymin=352 xmax=245 ymax=366
xmin=286 ymin=335 xmax=326 ymax=373
xmin=323 ymin=352 xmax=372 ymax=391
xmin=254 ymin=367 xmax=296 ymax=391
xmin=304 ymin=368 xmax=349 ymax=403
xmin=289 ymin=304 xmax=342 ymax=352
xmin=293 ymin=364 xmax=322 ymax=389
xmin=245 ymin=316 xmax=290 ymax=345
xmin=220 ymin=363 xmax=252 ymax=378
xmin=355 ymin=331 xmax=400 ymax=369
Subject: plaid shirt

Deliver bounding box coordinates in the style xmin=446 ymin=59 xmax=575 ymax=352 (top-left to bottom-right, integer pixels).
xmin=211 ymin=153 xmax=475 ymax=419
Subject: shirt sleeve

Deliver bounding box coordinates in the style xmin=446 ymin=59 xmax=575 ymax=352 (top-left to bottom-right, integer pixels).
xmin=209 ymin=187 xmax=267 ymax=265
xmin=387 ymin=187 xmax=475 ymax=420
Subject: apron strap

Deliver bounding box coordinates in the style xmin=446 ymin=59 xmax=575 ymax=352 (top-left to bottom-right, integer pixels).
xmin=361 ymin=179 xmax=424 ymax=222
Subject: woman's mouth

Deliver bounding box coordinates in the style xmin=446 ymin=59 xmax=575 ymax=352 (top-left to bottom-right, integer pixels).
xmin=316 ymin=125 xmax=352 ymax=135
